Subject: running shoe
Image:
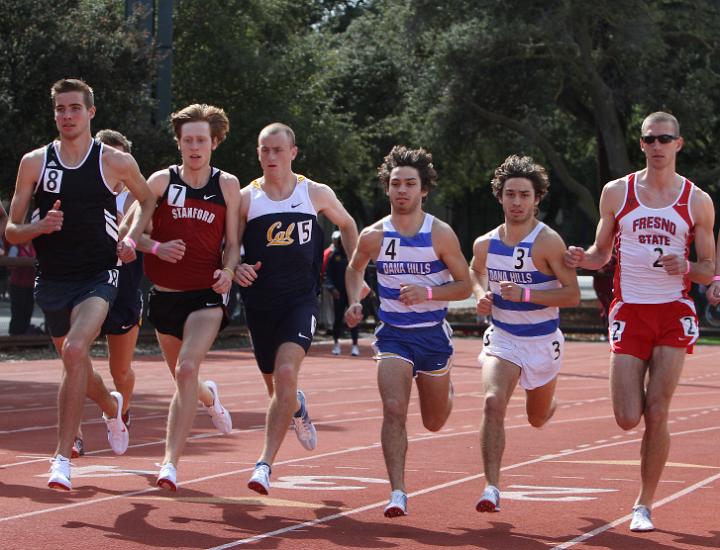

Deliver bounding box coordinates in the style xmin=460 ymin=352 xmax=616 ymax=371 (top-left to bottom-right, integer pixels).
xmin=71 ymin=436 xmax=84 ymax=458
xmin=157 ymin=462 xmax=177 ymax=491
xmin=103 ymin=391 xmax=129 ymax=455
xmin=630 ymin=505 xmax=654 ymax=532
xmin=476 ymin=485 xmax=501 ymax=512
xmin=121 ymin=409 xmax=131 ymax=428
xmin=351 ymin=345 xmax=360 ymax=356
xmin=291 ymin=390 xmax=317 ymax=450
xmin=332 ymin=342 xmax=341 ymax=355
xmin=205 ymin=380 xmax=232 ymax=434
xmin=48 ymin=454 xmax=72 ymax=491
xmin=247 ymin=462 xmax=271 ymax=495
xmin=383 ymin=490 xmax=408 ymax=518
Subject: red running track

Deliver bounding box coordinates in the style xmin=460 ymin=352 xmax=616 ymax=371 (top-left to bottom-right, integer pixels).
xmin=0 ymin=339 xmax=718 ymax=549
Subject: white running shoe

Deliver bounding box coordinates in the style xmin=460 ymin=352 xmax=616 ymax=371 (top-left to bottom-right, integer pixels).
xmin=48 ymin=454 xmax=72 ymax=491
xmin=351 ymin=345 xmax=360 ymax=356
xmin=247 ymin=462 xmax=271 ymax=495
xmin=103 ymin=391 xmax=129 ymax=455
xmin=291 ymin=390 xmax=317 ymax=450
xmin=383 ymin=490 xmax=408 ymax=518
xmin=476 ymin=485 xmax=501 ymax=512
xmin=205 ymin=380 xmax=232 ymax=434
xmin=332 ymin=343 xmax=341 ymax=355
xmin=630 ymin=505 xmax=654 ymax=532
xmin=157 ymin=463 xmax=177 ymax=491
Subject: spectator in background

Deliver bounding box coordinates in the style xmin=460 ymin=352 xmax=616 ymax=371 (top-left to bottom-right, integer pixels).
xmin=325 ymin=230 xmax=359 ymax=356
xmin=319 ymin=231 xmax=338 ymax=333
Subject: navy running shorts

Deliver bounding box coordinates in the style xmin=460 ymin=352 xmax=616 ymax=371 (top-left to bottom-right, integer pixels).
xmin=245 ymin=301 xmax=318 ymax=374
xmin=34 ymin=269 xmax=120 ymax=338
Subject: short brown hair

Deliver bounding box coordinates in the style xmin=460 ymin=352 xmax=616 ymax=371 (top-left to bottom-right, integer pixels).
xmin=50 ymin=78 xmax=94 ymax=108
xmin=171 ymin=104 xmax=229 ymax=144
xmin=641 ymin=111 xmax=680 ymax=136
xmin=378 ymin=146 xmax=438 ymax=194
xmin=96 ymin=129 xmax=132 ymax=153
xmin=258 ymin=122 xmax=296 ymax=147
xmin=491 ymin=155 xmax=549 ymax=201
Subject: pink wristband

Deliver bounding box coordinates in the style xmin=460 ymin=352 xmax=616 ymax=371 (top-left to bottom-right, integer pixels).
xmin=426 ymin=286 xmax=433 ymax=300
xmin=684 ymin=262 xmax=691 ymax=275
xmin=712 ymin=275 xmax=720 ymax=282
xmin=124 ymin=236 xmax=137 ymax=249
xmin=523 ymin=287 xmax=531 ymax=302
xmin=151 ymin=241 xmax=160 ymax=255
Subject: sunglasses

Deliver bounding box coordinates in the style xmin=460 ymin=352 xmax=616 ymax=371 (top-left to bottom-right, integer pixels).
xmin=641 ymin=134 xmax=678 ymax=144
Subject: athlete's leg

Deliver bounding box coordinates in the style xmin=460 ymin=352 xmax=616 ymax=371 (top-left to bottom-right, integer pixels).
xmin=415 ymin=370 xmax=452 ymax=432
xmin=636 ymin=345 xmax=686 ymax=508
xmin=480 ymin=355 xmax=521 ymax=488
xmin=106 ymin=326 xmax=139 ymax=414
xmin=525 ymin=376 xmax=558 ymax=428
xmin=609 ymin=353 xmax=648 ymax=430
xmin=377 ymin=357 xmax=414 ymax=492
xmin=156 ymin=330 xmax=215 ymax=406
xmin=53 ymin=297 xmax=112 ymax=458
xmin=261 ymin=374 xmax=274 ymax=397
xmin=257 ymin=342 xmax=305 ymax=465
xmin=161 ymin=307 xmax=222 ymax=466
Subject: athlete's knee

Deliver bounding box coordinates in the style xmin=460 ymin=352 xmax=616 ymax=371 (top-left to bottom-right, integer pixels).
xmin=643 ymin=399 xmax=670 ymax=429
xmin=61 ymin=337 xmax=90 ymax=367
xmin=528 ymin=410 xmax=550 ymax=428
xmin=483 ymin=392 xmax=507 ymax=421
xmin=614 ymin=409 xmax=642 ymax=431
xmin=422 ymin=414 xmax=448 ymax=432
xmin=111 ymin=367 xmax=133 ymax=387
xmin=174 ymin=359 xmax=199 ymax=386
xmin=382 ymin=396 xmax=408 ymax=424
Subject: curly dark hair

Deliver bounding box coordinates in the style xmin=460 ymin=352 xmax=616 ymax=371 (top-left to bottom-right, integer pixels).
xmin=490 ymin=154 xmax=549 ymax=201
xmin=378 ymin=146 xmax=438 ymax=195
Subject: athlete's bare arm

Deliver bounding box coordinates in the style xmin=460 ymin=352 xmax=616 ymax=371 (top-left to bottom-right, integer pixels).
xmin=398 ymin=219 xmax=471 ymax=306
xmin=565 ymin=179 xmax=623 ymax=270
xmin=6 ymin=148 xmax=64 ymax=244
xmin=212 ymin=173 xmax=242 ymax=294
xmin=128 ymin=170 xmax=186 ymax=263
xmin=470 ymin=233 xmax=493 ymax=317
xmin=102 ymin=148 xmax=154 ymax=250
xmin=667 ymin=188 xmax=714 ymax=284
xmin=233 ymin=184 xmax=260 ymax=287
xmin=345 ymin=222 xmax=384 ymax=327
xmin=501 ymin=228 xmax=580 ymax=307
xmin=309 ymin=181 xmax=359 ymax=257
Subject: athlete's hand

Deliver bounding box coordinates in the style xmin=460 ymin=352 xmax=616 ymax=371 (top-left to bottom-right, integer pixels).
xmin=345 ymin=302 xmax=364 ymax=328
xmin=117 ymin=239 xmax=137 ymax=263
xmin=212 ymin=267 xmax=233 ymax=294
xmin=564 ymin=246 xmax=585 ymax=268
xmin=37 ymin=200 xmax=63 ymax=234
xmin=234 ymin=261 xmax=261 ymax=287
xmin=157 ymin=239 xmax=186 ymax=263
xmin=659 ymin=253 xmax=687 ymax=276
xmin=707 ymin=281 xmax=720 ymax=306
xmin=399 ymin=283 xmax=427 ymax=305
xmin=476 ymin=291 xmax=493 ymax=316
xmin=499 ymin=280 xmax=523 ymax=302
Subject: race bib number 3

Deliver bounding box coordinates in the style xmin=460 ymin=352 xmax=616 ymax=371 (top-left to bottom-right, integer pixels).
xmin=43 ymin=168 xmax=63 ymax=193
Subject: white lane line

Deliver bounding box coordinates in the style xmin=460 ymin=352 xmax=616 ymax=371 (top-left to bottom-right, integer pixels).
xmin=204 ymin=427 xmax=720 ymax=549
xmin=551 ymin=471 xmax=720 ymax=549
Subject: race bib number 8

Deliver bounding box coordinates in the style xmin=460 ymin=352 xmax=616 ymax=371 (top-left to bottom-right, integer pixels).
xmin=43 ymin=168 xmax=63 ymax=193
